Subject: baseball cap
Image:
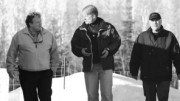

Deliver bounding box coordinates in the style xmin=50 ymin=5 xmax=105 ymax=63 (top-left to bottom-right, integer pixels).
xmin=149 ymin=12 xmax=161 ymax=21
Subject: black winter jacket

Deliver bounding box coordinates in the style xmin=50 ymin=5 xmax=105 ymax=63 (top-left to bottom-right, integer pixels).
xmin=130 ymin=26 xmax=180 ymax=81
xmin=71 ymin=18 xmax=121 ymax=72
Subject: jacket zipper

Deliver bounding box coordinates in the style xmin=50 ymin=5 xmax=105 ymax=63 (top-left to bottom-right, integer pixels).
xmin=87 ymin=28 xmax=105 ymax=71
xmin=81 ymin=28 xmax=94 ymax=71
xmin=86 ymin=32 xmax=93 ymax=71
xmin=80 ymin=25 xmax=110 ymax=71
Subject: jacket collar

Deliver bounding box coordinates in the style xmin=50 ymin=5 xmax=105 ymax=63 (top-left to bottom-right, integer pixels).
xmin=22 ymin=27 xmax=46 ymax=36
xmin=79 ymin=17 xmax=110 ymax=31
xmin=147 ymin=25 xmax=164 ymax=36
xmin=22 ymin=27 xmax=45 ymax=43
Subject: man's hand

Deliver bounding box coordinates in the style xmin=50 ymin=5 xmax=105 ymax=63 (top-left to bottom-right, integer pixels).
xmin=81 ymin=48 xmax=92 ymax=56
xmin=7 ymin=70 xmax=15 ymax=79
xmin=101 ymin=49 xmax=109 ymax=58
xmin=51 ymin=67 xmax=57 ymax=76
xmin=51 ymin=67 xmax=57 ymax=73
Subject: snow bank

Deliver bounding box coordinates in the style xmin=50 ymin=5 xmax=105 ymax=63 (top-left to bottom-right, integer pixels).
xmin=9 ymin=72 xmax=180 ymax=101
xmin=0 ymin=68 xmax=9 ymax=101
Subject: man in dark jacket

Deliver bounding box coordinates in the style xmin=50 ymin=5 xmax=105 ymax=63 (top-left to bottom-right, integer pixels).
xmin=71 ymin=5 xmax=121 ymax=101
xmin=130 ymin=12 xmax=180 ymax=101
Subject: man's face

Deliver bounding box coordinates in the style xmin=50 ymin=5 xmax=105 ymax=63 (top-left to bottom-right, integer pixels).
xmin=29 ymin=16 xmax=42 ymax=32
xmin=149 ymin=19 xmax=162 ymax=31
xmin=82 ymin=11 xmax=96 ymax=24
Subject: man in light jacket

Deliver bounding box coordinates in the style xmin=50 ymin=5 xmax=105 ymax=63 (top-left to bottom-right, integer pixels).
xmin=6 ymin=12 xmax=59 ymax=101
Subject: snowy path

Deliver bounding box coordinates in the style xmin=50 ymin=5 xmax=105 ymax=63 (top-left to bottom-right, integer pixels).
xmin=9 ymin=72 xmax=180 ymax=101
xmin=0 ymin=68 xmax=9 ymax=101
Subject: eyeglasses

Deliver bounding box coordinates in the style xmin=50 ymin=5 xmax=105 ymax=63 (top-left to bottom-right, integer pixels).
xmin=33 ymin=36 xmax=43 ymax=43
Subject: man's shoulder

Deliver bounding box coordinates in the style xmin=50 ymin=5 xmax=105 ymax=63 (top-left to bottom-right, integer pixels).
xmin=135 ymin=30 xmax=151 ymax=42
xmin=159 ymin=28 xmax=175 ymax=39
xmin=138 ymin=30 xmax=149 ymax=37
xmin=98 ymin=17 xmax=111 ymax=26
xmin=100 ymin=21 xmax=115 ymax=31
xmin=105 ymin=22 xmax=114 ymax=28
xmin=75 ymin=25 xmax=86 ymax=34
xmin=14 ymin=27 xmax=27 ymax=37
xmin=163 ymin=29 xmax=174 ymax=35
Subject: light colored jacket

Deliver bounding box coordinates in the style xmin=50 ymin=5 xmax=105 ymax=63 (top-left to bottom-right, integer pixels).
xmin=6 ymin=27 xmax=59 ymax=72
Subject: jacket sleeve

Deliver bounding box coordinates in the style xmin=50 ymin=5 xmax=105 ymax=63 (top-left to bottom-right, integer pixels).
xmin=129 ymin=35 xmax=142 ymax=76
xmin=50 ymin=35 xmax=59 ymax=70
xmin=171 ymin=34 xmax=180 ymax=74
xmin=6 ymin=35 xmax=18 ymax=73
xmin=106 ymin=25 xmax=121 ymax=55
xmin=71 ymin=29 xmax=84 ymax=57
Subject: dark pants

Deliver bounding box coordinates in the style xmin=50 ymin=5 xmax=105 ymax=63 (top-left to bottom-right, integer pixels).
xmin=19 ymin=69 xmax=53 ymax=101
xmin=142 ymin=80 xmax=171 ymax=101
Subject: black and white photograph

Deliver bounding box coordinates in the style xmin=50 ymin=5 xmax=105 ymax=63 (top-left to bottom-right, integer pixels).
xmin=1 ymin=0 xmax=180 ymax=101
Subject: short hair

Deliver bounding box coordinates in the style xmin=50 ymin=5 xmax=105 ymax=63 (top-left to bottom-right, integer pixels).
xmin=82 ymin=5 xmax=98 ymax=17
xmin=25 ymin=12 xmax=41 ymax=28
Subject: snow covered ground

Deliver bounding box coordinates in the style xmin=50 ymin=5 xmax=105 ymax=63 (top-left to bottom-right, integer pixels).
xmin=0 ymin=68 xmax=9 ymax=101
xmin=8 ymin=72 xmax=180 ymax=101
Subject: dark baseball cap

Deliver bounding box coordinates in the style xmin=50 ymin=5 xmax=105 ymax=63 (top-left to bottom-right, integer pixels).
xmin=149 ymin=12 xmax=161 ymax=21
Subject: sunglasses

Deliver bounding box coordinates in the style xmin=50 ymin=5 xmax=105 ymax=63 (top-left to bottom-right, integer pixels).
xmin=33 ymin=34 xmax=43 ymax=48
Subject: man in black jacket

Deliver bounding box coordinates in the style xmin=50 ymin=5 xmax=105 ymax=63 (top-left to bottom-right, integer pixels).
xmin=71 ymin=5 xmax=121 ymax=101
xmin=130 ymin=12 xmax=180 ymax=101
